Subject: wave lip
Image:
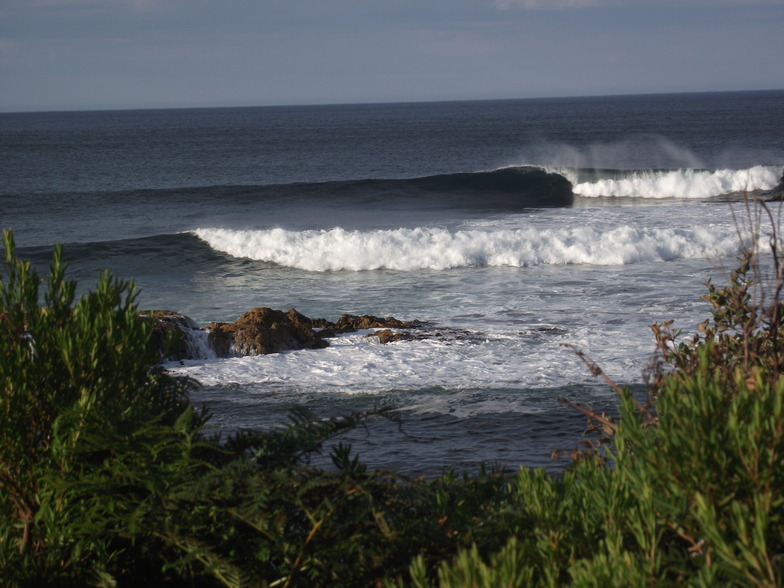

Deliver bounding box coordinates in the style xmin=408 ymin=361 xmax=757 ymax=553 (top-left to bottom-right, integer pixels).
xmin=192 ymin=223 xmax=741 ymax=272
xmin=569 ymin=165 xmax=782 ymax=199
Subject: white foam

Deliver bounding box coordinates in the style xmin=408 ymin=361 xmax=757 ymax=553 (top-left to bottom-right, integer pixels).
xmin=192 ymin=222 xmax=741 ymax=272
xmin=167 ymin=330 xmax=601 ymax=403
xmin=572 ymin=166 xmax=781 ymax=199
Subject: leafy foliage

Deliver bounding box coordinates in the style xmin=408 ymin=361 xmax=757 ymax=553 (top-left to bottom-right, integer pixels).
xmin=0 ymin=229 xmax=205 ymax=583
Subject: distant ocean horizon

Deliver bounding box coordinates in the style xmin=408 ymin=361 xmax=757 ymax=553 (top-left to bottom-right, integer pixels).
xmin=4 ymin=87 xmax=783 ymax=115
xmin=2 ymin=89 xmax=783 ymax=475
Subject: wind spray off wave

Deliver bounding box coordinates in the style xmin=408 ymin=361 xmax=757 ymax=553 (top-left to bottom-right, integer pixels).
xmin=192 ymin=221 xmax=742 ymax=271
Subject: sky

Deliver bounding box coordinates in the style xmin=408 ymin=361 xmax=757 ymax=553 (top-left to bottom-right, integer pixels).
xmin=1 ymin=0 xmax=783 ymax=112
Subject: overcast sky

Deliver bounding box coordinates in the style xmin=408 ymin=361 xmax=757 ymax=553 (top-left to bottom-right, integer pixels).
xmin=1 ymin=0 xmax=782 ymax=112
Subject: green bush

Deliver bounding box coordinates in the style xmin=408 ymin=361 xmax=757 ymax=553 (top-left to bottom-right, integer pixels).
xmin=0 ymin=229 xmax=209 ymax=584
xmin=413 ymin=362 xmax=783 ymax=587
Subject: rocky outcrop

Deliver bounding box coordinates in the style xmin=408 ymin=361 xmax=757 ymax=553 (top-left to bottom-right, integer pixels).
xmin=145 ymin=310 xmax=204 ymax=361
xmin=315 ymin=314 xmax=422 ymax=338
xmin=146 ymin=308 xmax=422 ymax=360
xmin=335 ymin=314 xmax=420 ymax=331
xmin=209 ymin=308 xmax=329 ymax=357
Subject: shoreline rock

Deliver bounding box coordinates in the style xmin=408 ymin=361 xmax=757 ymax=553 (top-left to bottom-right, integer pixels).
xmin=315 ymin=314 xmax=422 ymax=338
xmin=363 ymin=329 xmax=416 ymax=344
xmin=145 ymin=310 xmax=203 ymax=361
xmin=145 ymin=308 xmax=423 ymax=360
xmin=208 ymin=308 xmax=329 ymax=357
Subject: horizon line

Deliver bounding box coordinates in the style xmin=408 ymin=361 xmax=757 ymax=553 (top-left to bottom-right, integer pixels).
xmin=2 ymin=87 xmax=783 ymax=116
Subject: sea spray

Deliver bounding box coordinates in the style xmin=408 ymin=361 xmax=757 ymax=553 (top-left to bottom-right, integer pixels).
xmin=520 ymin=136 xmax=709 ymax=171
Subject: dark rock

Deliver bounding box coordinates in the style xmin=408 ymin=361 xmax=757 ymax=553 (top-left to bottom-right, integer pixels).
xmin=146 ymin=307 xmax=426 ymax=360
xmin=309 ymin=314 xmax=421 ymax=337
xmin=208 ymin=307 xmax=329 ymax=357
xmin=364 ymin=329 xmax=414 ymax=344
xmin=314 ymin=327 xmax=340 ymax=339
xmin=144 ymin=310 xmax=203 ymax=361
xmin=207 ymin=322 xmax=234 ymax=357
xmin=310 ymin=317 xmax=340 ymax=338
xmin=333 ymin=314 xmax=421 ymax=332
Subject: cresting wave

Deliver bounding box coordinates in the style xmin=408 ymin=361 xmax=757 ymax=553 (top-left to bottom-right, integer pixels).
xmin=565 ymin=165 xmax=782 ymax=199
xmin=192 ymin=223 xmax=742 ymax=272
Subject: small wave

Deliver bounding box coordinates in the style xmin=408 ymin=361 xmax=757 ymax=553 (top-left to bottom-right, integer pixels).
xmin=570 ymin=165 xmax=782 ymax=199
xmin=192 ymin=223 xmax=741 ymax=272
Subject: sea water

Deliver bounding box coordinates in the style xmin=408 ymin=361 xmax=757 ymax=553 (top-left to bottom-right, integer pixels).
xmin=2 ymin=91 xmax=783 ymax=475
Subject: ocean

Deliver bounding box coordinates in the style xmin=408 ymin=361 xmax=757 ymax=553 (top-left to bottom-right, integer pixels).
xmin=2 ymin=90 xmax=783 ymax=475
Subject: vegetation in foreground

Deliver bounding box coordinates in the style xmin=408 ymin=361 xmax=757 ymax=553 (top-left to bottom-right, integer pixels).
xmin=1 ymin=202 xmax=783 ymax=587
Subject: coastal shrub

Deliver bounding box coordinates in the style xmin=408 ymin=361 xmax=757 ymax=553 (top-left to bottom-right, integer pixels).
xmin=398 ymin=388 xmax=783 ymax=588
xmin=0 ymin=229 xmax=209 ymax=584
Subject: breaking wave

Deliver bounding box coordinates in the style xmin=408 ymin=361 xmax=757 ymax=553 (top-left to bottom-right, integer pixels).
xmin=567 ymin=165 xmax=782 ymax=199
xmin=192 ymin=223 xmax=742 ymax=272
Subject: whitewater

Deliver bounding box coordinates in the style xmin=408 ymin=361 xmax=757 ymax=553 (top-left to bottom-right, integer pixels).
xmin=192 ymin=212 xmax=740 ymax=271
xmin=569 ymin=165 xmax=781 ymax=199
